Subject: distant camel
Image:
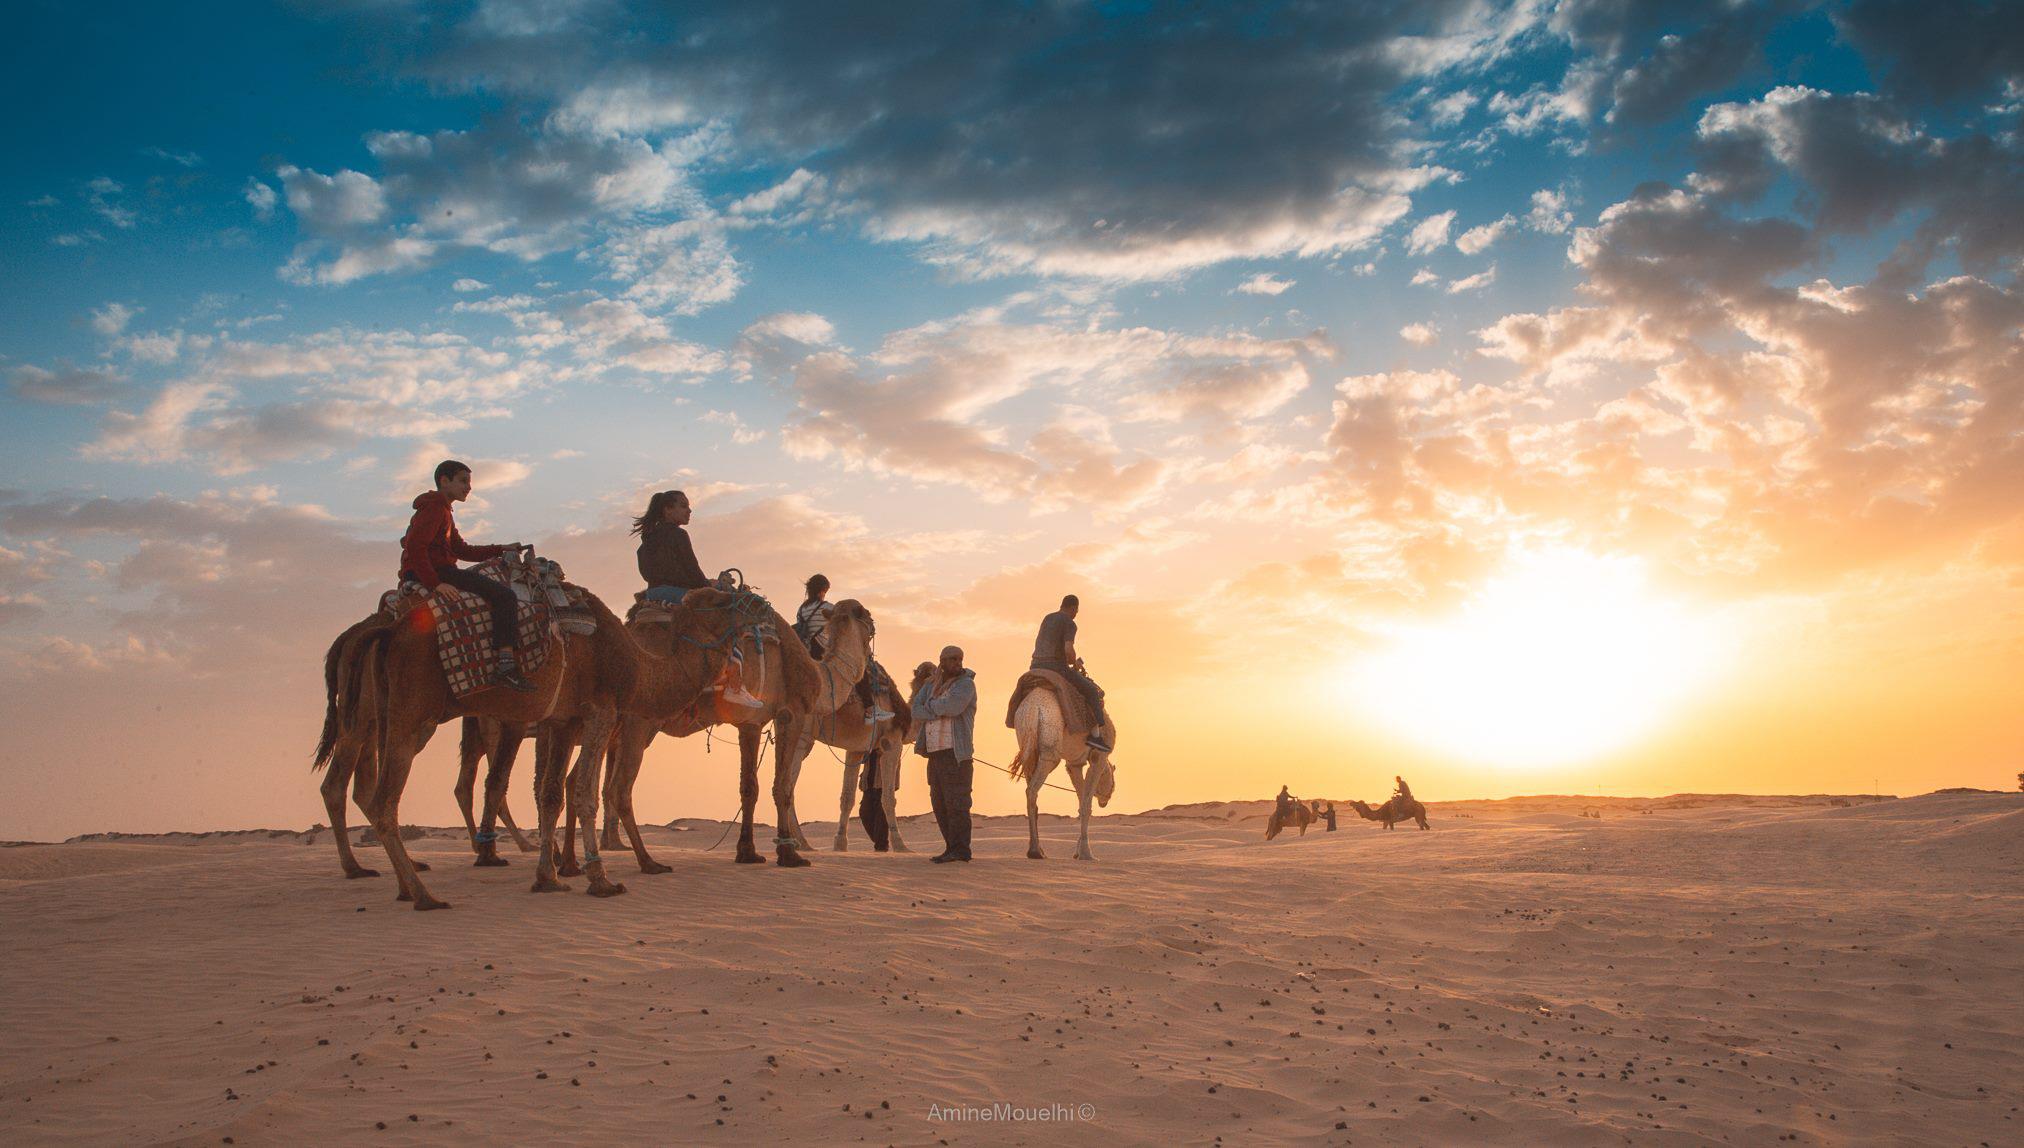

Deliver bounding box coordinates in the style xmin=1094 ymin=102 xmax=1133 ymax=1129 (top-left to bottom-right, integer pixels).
xmin=1348 ymin=797 xmax=1429 ymax=830
xmin=1265 ymin=802 xmax=1314 ymax=840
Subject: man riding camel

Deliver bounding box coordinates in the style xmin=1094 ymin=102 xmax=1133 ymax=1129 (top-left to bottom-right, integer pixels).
xmin=1030 ymin=594 xmax=1111 ymax=753
xmin=399 ymin=459 xmax=533 ymax=692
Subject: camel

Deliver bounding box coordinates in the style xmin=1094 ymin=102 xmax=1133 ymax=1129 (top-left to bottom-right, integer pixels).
xmin=1264 ymin=802 xmax=1315 ymax=840
xmin=1010 ymin=689 xmax=1117 ymax=861
xmin=333 ymin=584 xmax=734 ymax=908
xmin=1348 ymin=797 xmax=1430 ymax=830
xmin=453 ymin=716 xmax=534 ymax=856
xmin=314 ymin=621 xmax=534 ymax=878
xmin=595 ymin=593 xmax=874 ymax=871
xmin=785 ymin=660 xmax=911 ymax=853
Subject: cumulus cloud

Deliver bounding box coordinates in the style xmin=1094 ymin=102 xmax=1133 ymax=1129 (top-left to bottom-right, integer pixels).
xmin=1400 ymin=322 xmax=1439 ymax=346
xmin=1234 ymin=273 xmax=1295 ymax=296
xmin=9 ymin=364 xmax=133 ymax=406
xmin=1455 ymin=214 xmax=1515 ymax=255
xmin=244 ymin=179 xmax=278 ymax=222
xmin=1527 ymin=187 xmax=1574 ymax=233
xmin=1446 ymin=265 xmax=1496 ymax=293
xmin=1405 ymin=210 xmax=1456 ymax=255
xmin=90 ymin=302 xmax=138 ymax=336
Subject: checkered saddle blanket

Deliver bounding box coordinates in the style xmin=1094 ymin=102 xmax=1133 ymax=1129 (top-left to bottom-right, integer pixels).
xmin=1005 ymin=668 xmax=1099 ymax=737
xmin=377 ymin=557 xmax=559 ymax=699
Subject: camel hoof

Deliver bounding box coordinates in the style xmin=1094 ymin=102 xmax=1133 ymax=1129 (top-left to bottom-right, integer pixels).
xmin=776 ymin=846 xmax=812 ymax=868
xmin=1027 ymin=849 xmax=1046 ymax=860
xmin=530 ymin=877 xmax=572 ymax=893
xmin=587 ymin=880 xmax=628 ymax=898
xmin=473 ymin=855 xmax=510 ymax=868
xmin=343 ymin=868 xmax=379 ymax=879
xmin=637 ymin=860 xmax=673 ymax=876
xmin=413 ymin=861 xmax=432 ymax=872
xmin=413 ymin=897 xmax=452 ymax=911
xmin=599 ymin=832 xmax=622 ymax=851
xmin=734 ymin=849 xmax=764 ymax=865
xmin=1075 ymin=852 xmax=1097 ymax=862
xmin=831 ymin=839 xmax=848 ymax=852
xmin=396 ymin=888 xmax=413 ymax=901
xmin=557 ymin=861 xmax=584 ymax=878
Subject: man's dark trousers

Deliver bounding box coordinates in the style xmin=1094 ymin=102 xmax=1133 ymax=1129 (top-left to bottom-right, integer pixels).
xmin=1029 ymin=659 xmax=1107 ymax=726
xmin=436 ymin=565 xmax=519 ymax=650
xmin=926 ymin=749 xmax=972 ymax=859
xmin=858 ymin=750 xmax=891 ymax=851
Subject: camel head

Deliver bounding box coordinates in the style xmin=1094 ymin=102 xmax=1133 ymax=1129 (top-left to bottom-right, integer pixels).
xmin=1089 ymin=729 xmax=1117 ymax=807
xmin=829 ymin=598 xmax=872 ymax=636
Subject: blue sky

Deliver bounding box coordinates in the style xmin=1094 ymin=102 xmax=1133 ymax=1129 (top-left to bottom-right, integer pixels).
xmin=3 ymin=1 xmax=2021 ymax=836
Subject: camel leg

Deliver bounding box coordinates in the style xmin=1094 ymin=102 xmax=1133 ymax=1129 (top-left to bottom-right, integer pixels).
xmin=455 ymin=717 xmax=484 ymax=854
xmin=497 ymin=798 xmax=534 ymax=852
xmin=882 ymin=739 xmax=909 ymax=853
xmin=368 ymin=723 xmax=448 ymax=910
xmin=492 ymin=722 xmax=535 ymax=852
xmin=1067 ymin=762 xmax=1097 ymax=861
xmin=1025 ymin=760 xmax=1052 ymax=859
xmin=768 ymin=723 xmax=811 ymax=868
xmin=598 ymin=734 xmax=624 ymax=852
xmin=529 ymin=725 xmax=572 ymax=893
xmin=569 ymin=708 xmax=626 ymax=898
xmin=733 ymin=722 xmax=764 ymax=864
xmin=322 ymin=744 xmax=378 ymax=878
xmin=611 ymin=717 xmax=670 ymax=875
xmin=559 ymin=747 xmax=585 ymax=878
xmin=833 ymin=746 xmax=858 ymax=852
xmin=474 ymin=721 xmax=521 ymax=867
xmin=770 ymin=719 xmax=814 ymax=853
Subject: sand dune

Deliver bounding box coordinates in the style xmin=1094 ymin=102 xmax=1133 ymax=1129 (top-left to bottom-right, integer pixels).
xmin=1 ymin=793 xmax=2019 ymax=1145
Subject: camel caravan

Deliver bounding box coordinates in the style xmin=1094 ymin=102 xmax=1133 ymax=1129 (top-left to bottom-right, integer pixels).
xmin=313 ymin=466 xmax=1120 ymax=909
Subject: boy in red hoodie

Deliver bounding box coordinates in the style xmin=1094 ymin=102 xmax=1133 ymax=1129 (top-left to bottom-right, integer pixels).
xmin=400 ymin=459 xmax=534 ymax=692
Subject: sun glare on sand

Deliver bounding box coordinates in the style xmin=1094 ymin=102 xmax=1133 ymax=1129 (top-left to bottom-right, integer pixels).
xmin=1350 ymin=548 xmax=1734 ymax=769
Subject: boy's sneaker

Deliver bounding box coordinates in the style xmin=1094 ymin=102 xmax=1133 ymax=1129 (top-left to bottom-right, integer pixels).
xmin=1085 ymin=731 xmax=1113 ymax=753
xmin=721 ymin=684 xmax=766 ymax=709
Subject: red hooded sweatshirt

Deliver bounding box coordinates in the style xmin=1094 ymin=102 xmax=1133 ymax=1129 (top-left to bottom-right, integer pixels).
xmin=399 ymin=491 xmax=506 ymax=589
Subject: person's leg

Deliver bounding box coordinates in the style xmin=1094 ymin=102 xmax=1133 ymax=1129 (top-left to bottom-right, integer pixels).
xmin=927 ymin=750 xmax=955 ymax=857
xmin=642 ymin=585 xmax=687 ymax=605
xmin=1064 ymin=667 xmax=1108 ymax=727
xmin=438 ymin=565 xmax=532 ymax=690
xmin=951 ymin=758 xmax=974 ymax=859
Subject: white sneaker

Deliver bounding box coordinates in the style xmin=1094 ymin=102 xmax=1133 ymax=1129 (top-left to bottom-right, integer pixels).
xmin=866 ymin=707 xmax=896 ymax=724
xmin=721 ymin=685 xmax=765 ymax=709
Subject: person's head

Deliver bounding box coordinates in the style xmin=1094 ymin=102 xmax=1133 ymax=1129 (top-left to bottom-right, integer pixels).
xmin=804 ymin=573 xmax=830 ymax=602
xmin=938 ymin=645 xmax=964 ymax=676
xmin=1060 ymin=593 xmax=1079 ymax=618
xmin=630 ymin=489 xmax=691 ymax=536
xmin=434 ymin=460 xmax=473 ymax=502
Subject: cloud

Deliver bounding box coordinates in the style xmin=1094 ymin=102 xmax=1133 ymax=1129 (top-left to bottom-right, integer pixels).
xmin=1527 ymin=187 xmax=1573 ymax=233
xmin=1833 ymin=0 xmax=2024 ymax=105
xmin=1234 ymin=273 xmax=1295 ymax=297
xmin=1405 ymin=210 xmax=1456 ymax=255
xmin=141 ymin=146 xmax=203 ymax=168
xmin=86 ymin=176 xmax=136 ymax=229
xmin=1446 ymin=265 xmax=1496 ymax=293
xmin=91 ymin=302 xmax=139 ymax=336
xmin=452 ymin=277 xmax=489 ymax=292
xmin=243 ymin=179 xmax=278 ymax=222
xmin=9 ymin=364 xmax=133 ymax=406
xmin=1455 ymin=214 xmax=1515 ymax=255
xmin=1400 ymin=322 xmax=1439 ymax=346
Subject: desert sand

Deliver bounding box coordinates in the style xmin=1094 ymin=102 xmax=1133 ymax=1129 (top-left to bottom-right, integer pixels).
xmin=1 ymin=791 xmax=2020 ymax=1146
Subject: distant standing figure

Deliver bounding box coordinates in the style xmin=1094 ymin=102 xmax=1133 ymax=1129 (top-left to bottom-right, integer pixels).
xmin=1322 ymin=802 xmax=1337 ymax=831
xmin=913 ymin=645 xmax=978 ymax=864
xmin=1030 ymin=594 xmax=1112 ymax=753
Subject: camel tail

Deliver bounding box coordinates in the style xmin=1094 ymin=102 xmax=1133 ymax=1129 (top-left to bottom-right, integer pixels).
xmin=1010 ymin=694 xmax=1055 ymax=783
xmin=311 ymin=630 xmax=348 ymax=771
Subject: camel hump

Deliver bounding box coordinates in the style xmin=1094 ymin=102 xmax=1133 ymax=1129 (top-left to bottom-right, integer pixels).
xmin=1006 ymin=669 xmax=1097 ymax=735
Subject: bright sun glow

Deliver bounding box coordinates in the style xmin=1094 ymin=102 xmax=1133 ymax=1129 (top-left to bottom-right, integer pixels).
xmin=1349 ymin=548 xmax=1734 ymax=769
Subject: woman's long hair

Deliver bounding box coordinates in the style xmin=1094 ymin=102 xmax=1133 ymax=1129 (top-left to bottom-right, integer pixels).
xmin=630 ymin=490 xmax=684 ymax=537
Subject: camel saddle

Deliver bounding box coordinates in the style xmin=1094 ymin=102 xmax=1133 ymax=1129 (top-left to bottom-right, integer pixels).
xmin=1005 ymin=668 xmax=1099 ymax=737
xmin=377 ymin=555 xmax=575 ymax=700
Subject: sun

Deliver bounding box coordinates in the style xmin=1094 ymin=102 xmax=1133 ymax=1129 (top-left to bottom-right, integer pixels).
xmin=1346 ymin=547 xmax=1733 ymax=769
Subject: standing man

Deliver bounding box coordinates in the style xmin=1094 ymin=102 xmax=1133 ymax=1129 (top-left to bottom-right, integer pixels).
xmin=400 ymin=459 xmax=531 ymax=692
xmin=912 ymin=646 xmax=978 ymax=864
xmin=1029 ymin=594 xmax=1112 ymax=752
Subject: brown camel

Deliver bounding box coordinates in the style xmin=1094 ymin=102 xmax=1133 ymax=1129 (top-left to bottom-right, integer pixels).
xmin=782 ymin=659 xmax=912 ymax=853
xmin=313 ymin=620 xmax=533 ymax=877
xmin=596 ymin=594 xmax=873 ymax=872
xmin=1347 ymin=797 xmax=1430 ymax=830
xmin=335 ymin=584 xmax=733 ymax=908
xmin=454 ymin=716 xmax=534 ymax=855
xmin=1264 ymin=802 xmax=1315 ymax=840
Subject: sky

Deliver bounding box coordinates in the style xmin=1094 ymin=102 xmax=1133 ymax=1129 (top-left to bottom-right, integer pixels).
xmin=2 ymin=0 xmax=2021 ymax=840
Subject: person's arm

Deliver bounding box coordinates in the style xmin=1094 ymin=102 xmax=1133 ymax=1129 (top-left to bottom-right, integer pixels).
xmin=448 ymin=522 xmax=507 ymax=562
xmin=915 ymin=675 xmax=977 ymax=719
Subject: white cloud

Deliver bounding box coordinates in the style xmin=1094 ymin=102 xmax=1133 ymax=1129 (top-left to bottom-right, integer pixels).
xmin=1410 ymin=268 xmax=1440 ymax=286
xmin=1405 ymin=210 xmax=1457 ymax=255
xmin=1527 ymin=188 xmax=1573 ymax=233
xmin=1234 ymin=273 xmax=1295 ymax=296
xmin=91 ymin=302 xmax=139 ymax=336
xmin=1446 ymin=265 xmax=1497 ymax=293
xmin=452 ymin=278 xmax=490 ymax=292
xmin=1399 ymin=322 xmax=1439 ymax=346
xmin=1455 ymin=214 xmax=1516 ymax=255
